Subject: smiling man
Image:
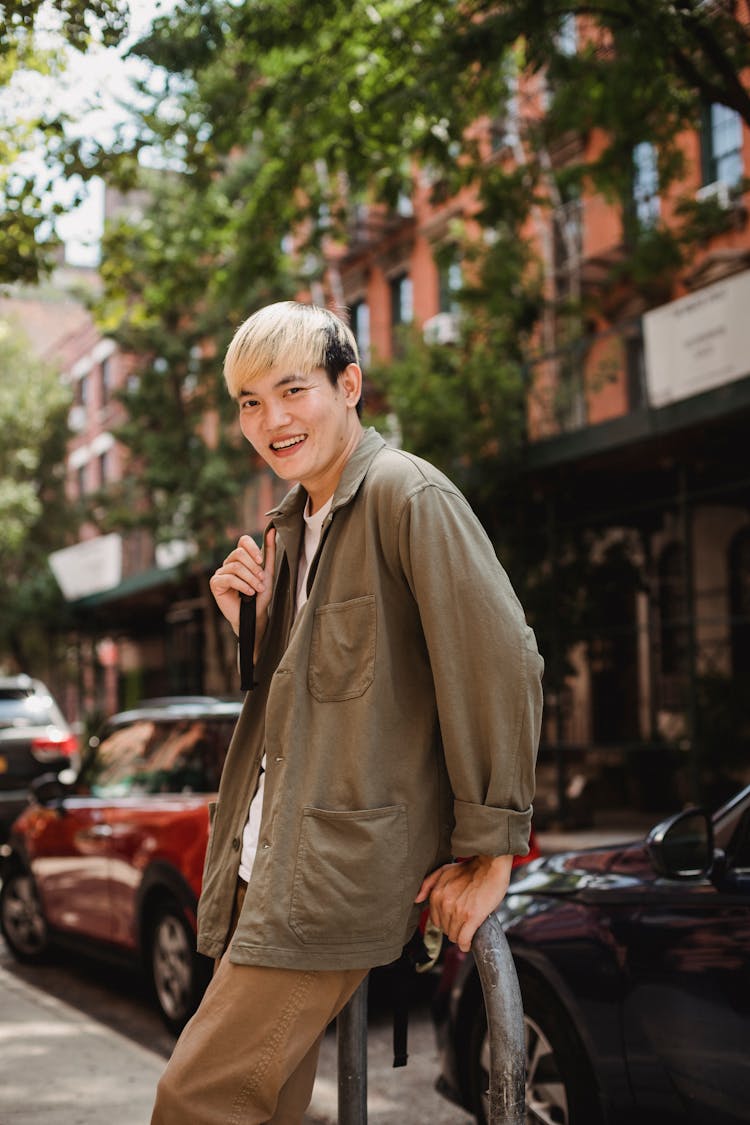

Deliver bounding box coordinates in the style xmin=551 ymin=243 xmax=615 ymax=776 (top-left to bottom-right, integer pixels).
xmin=150 ymin=301 xmax=543 ymax=1125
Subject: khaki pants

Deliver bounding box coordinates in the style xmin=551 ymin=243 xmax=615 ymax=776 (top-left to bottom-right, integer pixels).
xmin=150 ymin=882 xmax=367 ymax=1125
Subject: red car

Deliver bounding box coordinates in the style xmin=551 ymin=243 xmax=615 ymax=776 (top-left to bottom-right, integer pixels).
xmin=0 ymin=697 xmax=241 ymax=1032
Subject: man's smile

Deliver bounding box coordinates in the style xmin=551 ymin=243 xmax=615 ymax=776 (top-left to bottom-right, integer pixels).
xmin=270 ymin=434 xmax=307 ymax=452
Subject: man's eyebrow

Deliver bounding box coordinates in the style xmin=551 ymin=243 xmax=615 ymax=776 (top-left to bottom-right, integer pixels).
xmin=238 ymin=373 xmax=310 ymax=397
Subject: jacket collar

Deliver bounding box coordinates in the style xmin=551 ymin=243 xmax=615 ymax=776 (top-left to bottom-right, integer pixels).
xmin=266 ymin=427 xmax=385 ymax=527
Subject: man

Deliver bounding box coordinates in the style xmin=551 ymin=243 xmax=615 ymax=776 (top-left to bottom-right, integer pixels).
xmin=151 ymin=301 xmax=543 ymax=1124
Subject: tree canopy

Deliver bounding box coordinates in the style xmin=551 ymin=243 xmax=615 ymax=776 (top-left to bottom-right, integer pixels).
xmin=0 ymin=318 xmax=73 ymax=670
xmin=0 ymin=0 xmax=130 ymax=284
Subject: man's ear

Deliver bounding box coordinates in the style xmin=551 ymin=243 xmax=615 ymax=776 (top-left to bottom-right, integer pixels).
xmin=340 ymin=363 xmax=363 ymax=407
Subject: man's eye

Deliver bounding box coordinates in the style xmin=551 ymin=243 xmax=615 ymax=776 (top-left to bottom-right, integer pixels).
xmin=240 ymin=399 xmax=258 ymax=410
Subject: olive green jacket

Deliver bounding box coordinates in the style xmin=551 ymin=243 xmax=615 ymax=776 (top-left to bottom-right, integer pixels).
xmin=196 ymin=428 xmax=543 ymax=970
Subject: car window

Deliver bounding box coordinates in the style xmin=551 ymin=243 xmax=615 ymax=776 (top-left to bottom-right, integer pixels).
xmin=79 ymin=717 xmax=235 ymax=797
xmin=0 ymin=689 xmax=65 ymax=728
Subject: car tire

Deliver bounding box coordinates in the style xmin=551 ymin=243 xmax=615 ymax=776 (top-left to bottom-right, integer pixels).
xmin=148 ymin=899 xmax=210 ymax=1036
xmin=0 ymin=870 xmax=50 ymax=962
xmin=467 ymin=968 xmax=603 ymax=1125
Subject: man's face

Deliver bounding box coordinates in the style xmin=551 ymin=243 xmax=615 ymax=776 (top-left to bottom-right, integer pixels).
xmin=236 ymin=363 xmax=362 ymax=505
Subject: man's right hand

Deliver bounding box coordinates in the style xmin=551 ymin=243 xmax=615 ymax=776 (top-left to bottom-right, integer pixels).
xmin=209 ymin=527 xmax=277 ymax=643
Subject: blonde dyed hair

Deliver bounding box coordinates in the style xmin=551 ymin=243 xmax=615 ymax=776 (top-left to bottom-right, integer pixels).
xmin=223 ymin=301 xmax=360 ymax=399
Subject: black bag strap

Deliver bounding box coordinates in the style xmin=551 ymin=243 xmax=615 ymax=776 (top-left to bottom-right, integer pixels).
xmin=392 ymin=948 xmax=413 ymax=1068
xmin=239 ymin=592 xmax=256 ymax=691
xmin=392 ymin=927 xmax=436 ymax=1068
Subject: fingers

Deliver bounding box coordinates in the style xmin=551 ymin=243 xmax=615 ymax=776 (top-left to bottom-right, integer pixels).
xmin=414 ymin=865 xmax=446 ymax=903
xmin=263 ymin=527 xmax=277 ymax=584
xmin=210 ymin=536 xmax=268 ymax=600
xmin=456 ymin=918 xmax=480 ymax=954
xmin=418 ymin=857 xmax=512 ymax=949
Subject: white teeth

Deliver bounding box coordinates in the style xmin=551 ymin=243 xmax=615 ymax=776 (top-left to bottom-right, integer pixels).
xmin=271 ymin=435 xmax=306 ymax=450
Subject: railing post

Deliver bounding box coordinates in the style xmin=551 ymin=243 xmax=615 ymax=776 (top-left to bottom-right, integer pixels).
xmin=472 ymin=915 xmax=526 ymax=1125
xmin=337 ymin=975 xmax=368 ymax=1124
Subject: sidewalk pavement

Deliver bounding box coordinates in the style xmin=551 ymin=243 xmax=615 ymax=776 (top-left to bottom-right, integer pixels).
xmin=535 ymin=812 xmax=656 ymax=855
xmin=0 ymin=818 xmax=652 ymax=1125
xmin=0 ymin=961 xmax=164 ymax=1125
xmin=0 ymin=959 xmax=471 ymax=1125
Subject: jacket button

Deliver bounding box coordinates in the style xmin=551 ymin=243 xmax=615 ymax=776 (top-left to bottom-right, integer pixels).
xmin=231 ymin=836 xmax=241 ymax=851
xmin=274 ymin=756 xmax=283 ymax=763
xmin=262 ymin=842 xmax=271 ymax=850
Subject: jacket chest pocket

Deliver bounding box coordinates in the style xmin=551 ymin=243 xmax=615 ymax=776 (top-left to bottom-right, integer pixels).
xmin=308 ymin=595 xmax=376 ymax=702
xmin=289 ymin=804 xmax=407 ymax=945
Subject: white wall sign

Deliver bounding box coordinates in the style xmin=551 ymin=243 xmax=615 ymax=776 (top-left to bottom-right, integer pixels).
xmin=643 ymin=269 xmax=750 ymax=408
xmin=49 ymin=534 xmax=123 ymax=601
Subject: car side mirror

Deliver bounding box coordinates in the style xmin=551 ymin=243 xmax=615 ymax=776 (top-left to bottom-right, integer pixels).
xmin=31 ymin=772 xmax=71 ymax=808
xmin=647 ymin=807 xmax=714 ymax=879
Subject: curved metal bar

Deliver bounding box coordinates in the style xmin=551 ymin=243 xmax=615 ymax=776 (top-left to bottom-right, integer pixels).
xmin=472 ymin=914 xmax=526 ymax=1125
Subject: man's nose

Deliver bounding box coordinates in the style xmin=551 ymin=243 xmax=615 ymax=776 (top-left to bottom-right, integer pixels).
xmin=264 ymin=398 xmax=292 ymax=429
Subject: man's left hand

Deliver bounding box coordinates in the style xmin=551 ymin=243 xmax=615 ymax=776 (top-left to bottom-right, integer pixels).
xmin=414 ymin=854 xmax=514 ymax=953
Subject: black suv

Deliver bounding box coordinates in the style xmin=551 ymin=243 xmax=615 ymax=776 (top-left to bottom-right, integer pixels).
xmin=0 ymin=675 xmax=77 ymax=841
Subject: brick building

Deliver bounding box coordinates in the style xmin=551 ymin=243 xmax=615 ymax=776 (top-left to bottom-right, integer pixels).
xmin=311 ymin=54 xmax=750 ymax=818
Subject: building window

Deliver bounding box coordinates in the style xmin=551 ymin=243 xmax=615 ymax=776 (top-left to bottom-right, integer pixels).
xmin=98 ymin=451 xmax=109 ymax=488
xmin=729 ymin=528 xmax=750 ymax=677
xmin=491 ymin=59 xmax=520 ymax=153
xmin=701 ymin=103 xmax=743 ymax=186
xmin=350 ymin=300 xmax=371 ymax=367
xmin=438 ymin=255 xmax=463 ymax=315
xmin=658 ymin=542 xmax=689 ymax=678
xmin=633 ymin=142 xmax=660 ymax=228
xmin=624 ymin=327 xmax=646 ymax=411
xmin=390 ymin=274 xmax=413 ymax=329
xmin=100 ymin=357 xmax=113 ymax=406
xmin=553 ymin=191 xmax=583 ymax=298
xmin=77 ymin=464 xmax=87 ymax=499
xmin=77 ymin=373 xmax=89 ymax=409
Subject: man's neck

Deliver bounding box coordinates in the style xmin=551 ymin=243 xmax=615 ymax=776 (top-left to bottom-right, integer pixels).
xmin=305 ymin=423 xmax=364 ymax=513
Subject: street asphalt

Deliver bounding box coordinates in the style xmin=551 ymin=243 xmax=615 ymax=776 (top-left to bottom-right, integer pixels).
xmin=0 ymin=820 xmax=652 ymax=1124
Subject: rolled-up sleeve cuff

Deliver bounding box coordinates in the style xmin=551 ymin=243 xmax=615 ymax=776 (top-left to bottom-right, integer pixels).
xmin=451 ymin=800 xmax=533 ymax=858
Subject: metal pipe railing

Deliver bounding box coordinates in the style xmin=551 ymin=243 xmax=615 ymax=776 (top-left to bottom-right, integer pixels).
xmin=336 ymin=915 xmax=526 ymax=1124
xmin=471 ymin=914 xmax=526 ymax=1125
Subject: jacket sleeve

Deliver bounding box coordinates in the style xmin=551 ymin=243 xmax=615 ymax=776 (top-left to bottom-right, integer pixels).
xmin=397 ymin=481 xmax=544 ymax=858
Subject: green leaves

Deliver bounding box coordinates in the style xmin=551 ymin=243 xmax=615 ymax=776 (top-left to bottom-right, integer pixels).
xmin=0 ymin=319 xmax=74 ymax=664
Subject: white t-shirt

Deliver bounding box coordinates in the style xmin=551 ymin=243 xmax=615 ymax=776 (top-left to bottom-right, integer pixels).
xmin=237 ymin=496 xmax=332 ymax=882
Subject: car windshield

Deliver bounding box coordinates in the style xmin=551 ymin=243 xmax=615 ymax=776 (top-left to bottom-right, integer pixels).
xmin=0 ymin=689 xmax=64 ymax=729
xmin=79 ymin=716 xmax=235 ymax=797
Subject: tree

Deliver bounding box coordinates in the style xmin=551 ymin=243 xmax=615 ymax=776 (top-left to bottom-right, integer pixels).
xmin=0 ymin=0 xmax=130 ymax=284
xmin=0 ymin=319 xmax=74 ymax=672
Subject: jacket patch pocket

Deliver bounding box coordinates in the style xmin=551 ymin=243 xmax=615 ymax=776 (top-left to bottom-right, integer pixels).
xmin=290 ymin=804 xmax=407 ymax=945
xmin=308 ymin=595 xmax=376 ymax=702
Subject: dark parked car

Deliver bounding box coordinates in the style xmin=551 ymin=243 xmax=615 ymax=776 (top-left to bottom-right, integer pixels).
xmin=435 ymin=784 xmax=750 ymax=1125
xmin=0 ymin=696 xmax=242 ymax=1033
xmin=0 ymin=675 xmax=78 ymax=842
